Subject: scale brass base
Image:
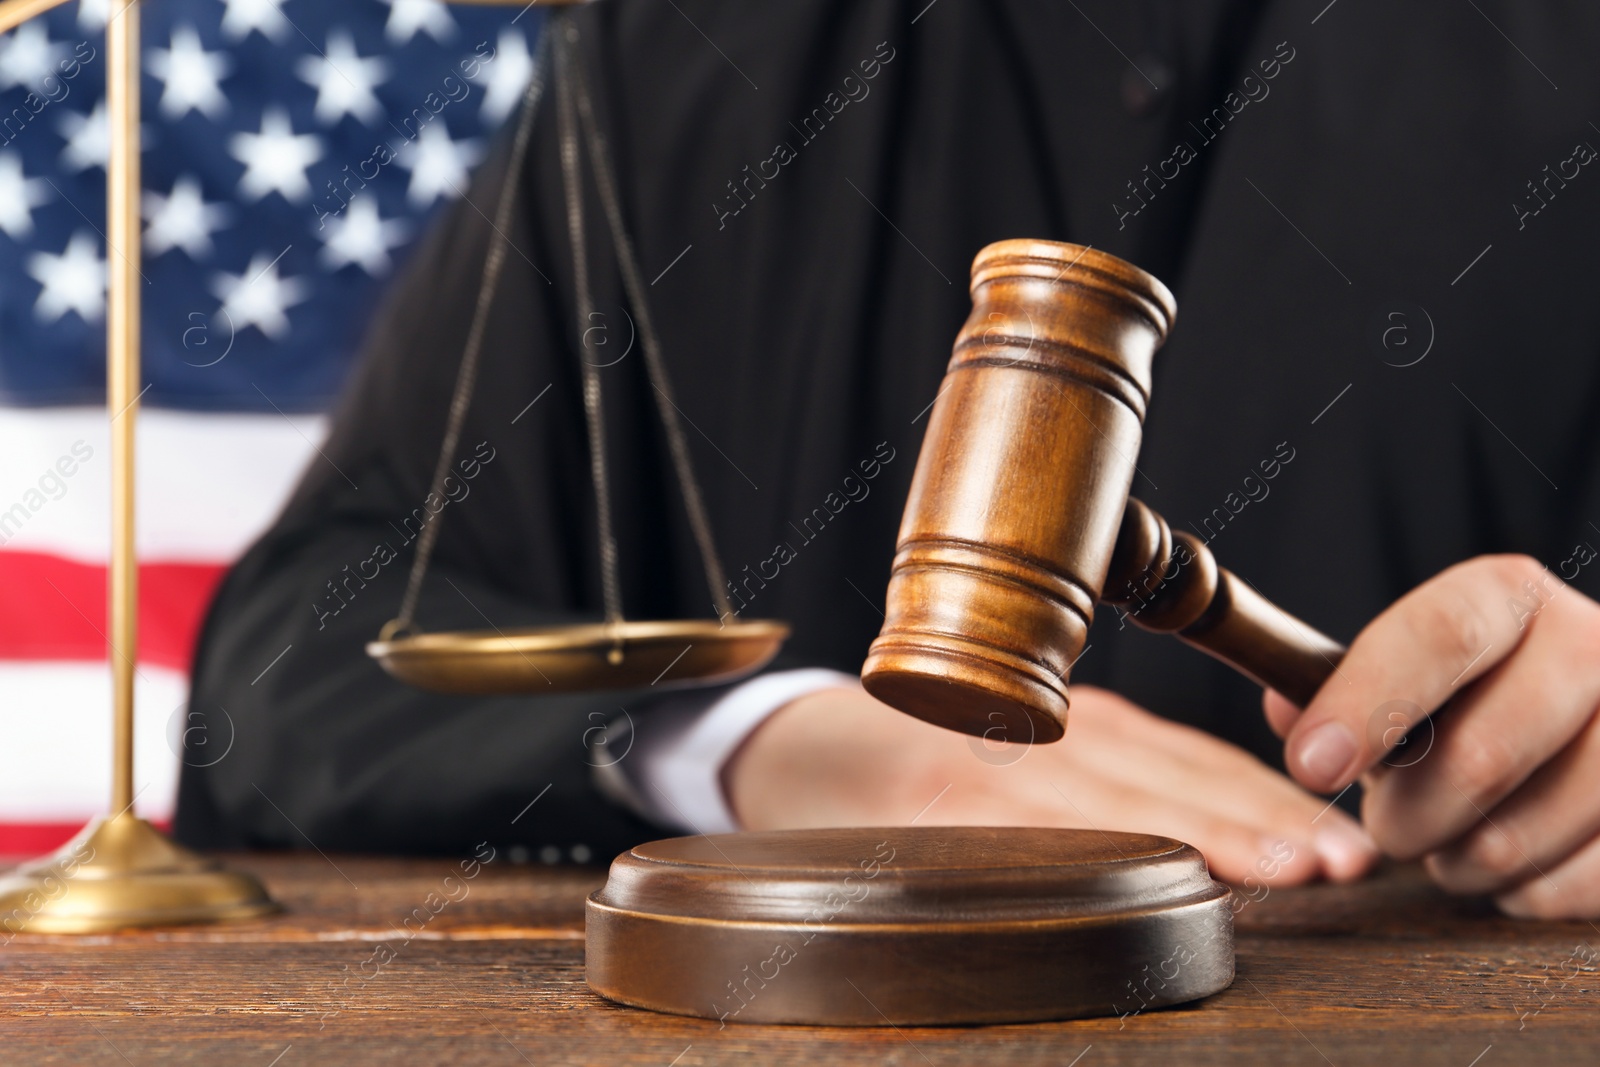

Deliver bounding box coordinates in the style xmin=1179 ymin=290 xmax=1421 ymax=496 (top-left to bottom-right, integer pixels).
xmin=0 ymin=813 xmax=278 ymax=934
xmin=587 ymin=826 xmax=1235 ymax=1026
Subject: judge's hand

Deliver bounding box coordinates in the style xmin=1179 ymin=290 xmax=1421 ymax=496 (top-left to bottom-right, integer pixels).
xmin=1265 ymin=554 xmax=1600 ymax=919
xmin=726 ymin=682 xmax=1379 ymax=887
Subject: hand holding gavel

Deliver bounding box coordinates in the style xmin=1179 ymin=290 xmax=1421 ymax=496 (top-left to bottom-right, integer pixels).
xmin=846 ymin=240 xmax=1600 ymax=919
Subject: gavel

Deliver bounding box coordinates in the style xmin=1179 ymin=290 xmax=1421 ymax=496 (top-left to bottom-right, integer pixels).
xmin=861 ymin=240 xmax=1345 ymax=744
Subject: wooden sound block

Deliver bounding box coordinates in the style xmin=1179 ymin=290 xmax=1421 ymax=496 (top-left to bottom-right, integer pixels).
xmin=586 ymin=826 xmax=1234 ymax=1026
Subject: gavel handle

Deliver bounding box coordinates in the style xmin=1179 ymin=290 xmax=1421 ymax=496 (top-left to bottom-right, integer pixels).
xmin=1102 ymin=498 xmax=1345 ymax=709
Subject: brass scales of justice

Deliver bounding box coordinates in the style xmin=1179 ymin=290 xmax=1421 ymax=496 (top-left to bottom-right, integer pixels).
xmin=0 ymin=0 xmax=1358 ymax=1028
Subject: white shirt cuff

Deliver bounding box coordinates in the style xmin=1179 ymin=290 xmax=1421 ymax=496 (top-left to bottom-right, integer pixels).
xmin=591 ymin=668 xmax=859 ymax=835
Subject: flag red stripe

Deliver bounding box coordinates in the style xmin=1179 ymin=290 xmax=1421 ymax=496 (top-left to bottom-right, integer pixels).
xmin=0 ymin=551 xmax=226 ymax=673
xmin=0 ymin=820 xmax=172 ymax=859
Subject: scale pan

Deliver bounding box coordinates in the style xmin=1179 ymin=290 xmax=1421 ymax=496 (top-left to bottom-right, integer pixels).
xmin=367 ymin=618 xmax=788 ymax=695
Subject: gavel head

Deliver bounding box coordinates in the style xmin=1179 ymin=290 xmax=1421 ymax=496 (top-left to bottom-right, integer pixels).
xmin=861 ymin=240 xmax=1177 ymax=744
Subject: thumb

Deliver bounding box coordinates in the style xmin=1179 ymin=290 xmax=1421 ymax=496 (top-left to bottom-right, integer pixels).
xmin=1261 ymin=688 xmax=1302 ymax=741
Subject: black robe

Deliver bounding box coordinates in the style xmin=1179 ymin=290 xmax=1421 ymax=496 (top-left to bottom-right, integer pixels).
xmin=177 ymin=0 xmax=1600 ymax=858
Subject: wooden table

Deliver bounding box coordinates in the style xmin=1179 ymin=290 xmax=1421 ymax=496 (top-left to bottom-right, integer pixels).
xmin=2 ymin=851 xmax=1596 ymax=1065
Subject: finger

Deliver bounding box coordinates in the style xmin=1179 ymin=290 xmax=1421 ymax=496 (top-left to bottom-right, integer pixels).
xmin=1284 ymin=555 xmax=1552 ymax=793
xmin=1262 ymin=688 xmax=1300 ymax=740
xmin=1263 ymin=689 xmax=1384 ymax=878
xmin=1426 ymin=704 xmax=1600 ymax=894
xmin=1039 ymin=770 xmax=1324 ymax=886
xmin=1495 ymin=830 xmax=1600 ymax=920
xmin=1070 ymin=692 xmax=1377 ymax=881
xmin=1361 ymin=584 xmax=1600 ymax=859
xmin=1088 ymin=703 xmax=1376 ymax=883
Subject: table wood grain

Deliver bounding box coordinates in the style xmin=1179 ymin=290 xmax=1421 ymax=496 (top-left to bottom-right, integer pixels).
xmin=1 ymin=851 xmax=1596 ymax=1065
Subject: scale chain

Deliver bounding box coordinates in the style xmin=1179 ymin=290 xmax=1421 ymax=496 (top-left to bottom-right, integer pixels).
xmin=554 ymin=15 xmax=626 ymax=646
xmin=388 ymin=37 xmax=549 ymax=636
xmin=566 ymin=19 xmax=736 ymax=621
xmin=389 ymin=12 xmax=737 ymax=643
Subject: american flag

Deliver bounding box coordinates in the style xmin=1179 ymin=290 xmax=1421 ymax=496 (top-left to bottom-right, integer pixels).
xmin=0 ymin=0 xmax=544 ymax=852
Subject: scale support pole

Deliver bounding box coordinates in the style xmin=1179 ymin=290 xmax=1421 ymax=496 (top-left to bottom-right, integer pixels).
xmin=107 ymin=0 xmax=140 ymax=815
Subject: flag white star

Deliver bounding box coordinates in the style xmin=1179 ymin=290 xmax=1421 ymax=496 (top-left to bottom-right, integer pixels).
xmin=219 ymin=0 xmax=291 ymax=44
xmin=27 ymin=230 xmax=105 ymax=324
xmin=57 ymin=98 xmax=108 ymax=172
xmin=395 ymin=120 xmax=482 ymax=208
xmin=319 ymin=195 xmax=410 ymax=276
xmin=210 ymin=250 xmax=310 ymax=339
xmin=144 ymin=174 xmax=231 ymax=259
xmin=380 ymin=0 xmax=455 ymax=45
xmin=230 ymin=107 xmax=323 ymax=203
xmin=0 ymin=151 xmax=52 ymax=239
xmin=296 ymin=30 xmax=389 ymax=127
xmin=148 ymin=24 xmax=232 ymax=121
xmin=0 ymin=22 xmax=68 ymax=92
xmin=78 ymin=0 xmax=109 ymax=32
xmin=475 ymin=28 xmax=534 ymax=127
